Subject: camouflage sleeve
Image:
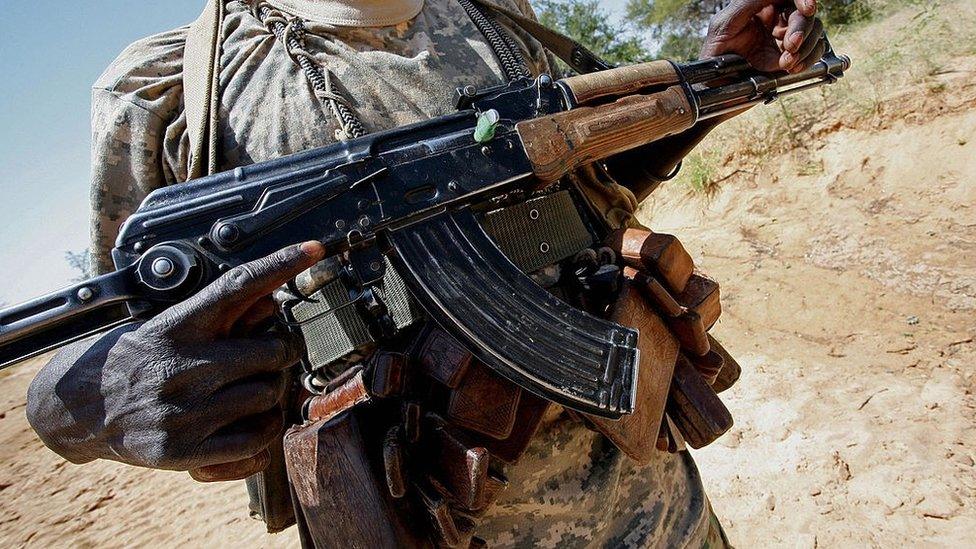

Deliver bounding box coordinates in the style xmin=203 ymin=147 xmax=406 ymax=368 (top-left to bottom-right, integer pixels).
xmin=87 ymin=27 xmax=186 ymax=275
xmin=513 ymin=0 xmax=565 ymax=76
xmin=511 ymin=0 xmax=537 ymax=18
xmin=88 ymin=89 xmax=170 ymax=274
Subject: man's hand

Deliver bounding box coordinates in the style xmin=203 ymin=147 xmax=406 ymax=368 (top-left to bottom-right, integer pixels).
xmin=701 ymin=0 xmax=825 ymax=73
xmin=27 ymin=241 xmax=325 ymax=481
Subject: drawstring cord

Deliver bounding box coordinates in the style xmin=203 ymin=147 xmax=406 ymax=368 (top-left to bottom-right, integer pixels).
xmin=243 ymin=0 xmax=531 ymax=141
xmin=247 ymin=0 xmax=368 ymax=141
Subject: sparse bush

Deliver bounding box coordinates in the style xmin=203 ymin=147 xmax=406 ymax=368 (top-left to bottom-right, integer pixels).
xmin=679 ymin=149 xmax=719 ymax=195
xmin=819 ymin=0 xmax=874 ymax=27
xmin=534 ymin=0 xmax=652 ymax=68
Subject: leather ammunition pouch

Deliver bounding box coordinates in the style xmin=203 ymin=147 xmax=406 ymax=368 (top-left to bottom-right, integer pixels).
xmin=277 ymin=215 xmax=741 ymax=547
xmin=283 ymin=338 xmax=553 ymax=548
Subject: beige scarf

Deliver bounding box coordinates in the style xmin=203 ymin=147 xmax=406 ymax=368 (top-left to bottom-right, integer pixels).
xmin=263 ymin=0 xmax=424 ymax=26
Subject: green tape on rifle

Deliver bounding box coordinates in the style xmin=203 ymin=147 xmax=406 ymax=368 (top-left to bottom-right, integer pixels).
xmin=474 ymin=109 xmax=500 ymax=143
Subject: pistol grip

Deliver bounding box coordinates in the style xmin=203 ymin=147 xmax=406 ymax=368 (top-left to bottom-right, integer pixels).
xmin=388 ymin=209 xmax=638 ymax=419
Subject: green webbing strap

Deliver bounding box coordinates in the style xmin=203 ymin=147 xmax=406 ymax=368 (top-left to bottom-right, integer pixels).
xmin=184 ymin=0 xmax=226 ymax=179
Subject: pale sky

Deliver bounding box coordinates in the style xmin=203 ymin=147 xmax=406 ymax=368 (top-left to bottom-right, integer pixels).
xmin=0 ymin=0 xmax=629 ymax=305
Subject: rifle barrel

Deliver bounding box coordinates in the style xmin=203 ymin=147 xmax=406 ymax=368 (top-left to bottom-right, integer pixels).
xmin=695 ymin=50 xmax=852 ymax=119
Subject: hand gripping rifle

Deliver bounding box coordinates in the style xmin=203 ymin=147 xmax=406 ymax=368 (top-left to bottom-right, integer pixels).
xmin=0 ymin=45 xmax=850 ymax=418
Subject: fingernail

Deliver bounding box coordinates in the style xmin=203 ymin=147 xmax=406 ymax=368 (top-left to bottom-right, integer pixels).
xmin=782 ymin=52 xmax=795 ymax=67
xmin=789 ymin=31 xmax=804 ymax=51
xmin=299 ymin=241 xmax=325 ymax=258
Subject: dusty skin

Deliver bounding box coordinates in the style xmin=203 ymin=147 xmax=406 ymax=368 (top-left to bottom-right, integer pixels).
xmin=1 ymin=7 xmax=975 ymax=549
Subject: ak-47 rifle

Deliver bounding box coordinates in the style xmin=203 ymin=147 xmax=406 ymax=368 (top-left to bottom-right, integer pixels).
xmin=0 ymin=43 xmax=850 ymax=418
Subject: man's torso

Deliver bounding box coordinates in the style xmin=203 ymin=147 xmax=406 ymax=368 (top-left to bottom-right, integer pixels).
xmin=88 ymin=1 xmax=712 ymax=546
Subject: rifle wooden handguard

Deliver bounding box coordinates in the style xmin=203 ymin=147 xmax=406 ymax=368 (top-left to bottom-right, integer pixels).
xmin=561 ymin=59 xmax=681 ymax=105
xmin=517 ymin=86 xmax=695 ymax=184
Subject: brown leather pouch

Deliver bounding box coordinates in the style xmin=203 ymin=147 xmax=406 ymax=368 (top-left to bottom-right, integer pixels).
xmin=676 ymin=274 xmax=721 ymax=332
xmin=448 ymin=360 xmax=522 ymax=440
xmin=666 ymin=354 xmax=733 ymax=449
xmin=413 ymin=326 xmax=550 ymax=464
xmin=607 ymin=228 xmax=695 ymax=293
xmin=422 ymin=413 xmax=509 ymax=513
xmin=638 ymin=273 xmax=718 ymax=357
xmin=599 ymin=228 xmax=736 ymax=454
xmin=688 ymin=349 xmax=724 ymax=386
xmin=709 ymin=335 xmax=742 ymax=394
xmin=284 ymin=412 xmax=430 ymax=548
xmin=369 ymin=351 xmax=408 ymax=398
xmin=586 ymin=270 xmax=680 ymax=464
xmin=414 ymin=325 xmax=473 ymax=389
xmin=477 ymin=389 xmax=551 ymax=464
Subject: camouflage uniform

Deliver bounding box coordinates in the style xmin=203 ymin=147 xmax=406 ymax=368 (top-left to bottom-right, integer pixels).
xmin=89 ymin=0 xmax=728 ymax=546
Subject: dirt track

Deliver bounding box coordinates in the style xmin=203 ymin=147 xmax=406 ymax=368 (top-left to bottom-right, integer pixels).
xmin=644 ymin=54 xmax=976 ymax=546
xmin=1 ymin=9 xmax=975 ymax=549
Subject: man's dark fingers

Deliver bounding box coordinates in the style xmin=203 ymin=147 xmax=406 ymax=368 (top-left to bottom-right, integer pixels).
xmin=726 ymin=0 xmax=783 ymax=21
xmin=232 ymin=295 xmax=278 ymax=337
xmin=193 ymin=408 xmax=284 ymax=467
xmin=711 ymin=0 xmax=781 ymax=36
xmin=772 ymin=17 xmax=789 ymax=40
xmin=772 ymin=11 xmax=790 ymax=41
xmin=721 ymin=0 xmax=814 ymax=24
xmin=779 ymin=12 xmax=816 ymax=70
xmin=796 ymin=39 xmax=827 ymax=73
xmin=206 ymin=373 xmax=287 ymax=427
xmin=189 ymin=449 xmax=271 ymax=482
xmin=757 ymin=4 xmax=781 ymax=30
xmin=208 ymin=333 xmax=304 ymax=383
xmin=796 ymin=0 xmax=816 ymax=17
xmin=793 ymin=18 xmax=824 ymax=61
xmin=783 ymin=9 xmax=816 ymax=54
xmin=184 ymin=241 xmax=326 ymax=321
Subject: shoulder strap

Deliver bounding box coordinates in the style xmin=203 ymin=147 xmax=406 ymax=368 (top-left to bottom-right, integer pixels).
xmin=184 ymin=0 xmax=226 ymax=179
xmin=465 ymin=0 xmax=611 ymax=74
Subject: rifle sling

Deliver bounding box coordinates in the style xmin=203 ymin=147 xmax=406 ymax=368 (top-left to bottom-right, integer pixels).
xmin=184 ymin=0 xmax=225 ymax=179
xmin=466 ymin=0 xmax=612 ymax=74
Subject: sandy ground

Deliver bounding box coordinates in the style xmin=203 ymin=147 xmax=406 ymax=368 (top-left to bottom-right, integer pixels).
xmin=643 ymin=55 xmax=976 ymax=547
xmin=2 ymin=20 xmax=975 ymax=549
xmin=0 ymin=359 xmax=297 ymax=548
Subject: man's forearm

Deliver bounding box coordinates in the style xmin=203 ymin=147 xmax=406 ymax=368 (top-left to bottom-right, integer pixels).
xmin=26 ymin=324 xmax=140 ymax=464
xmin=605 ymin=95 xmax=756 ymax=201
xmin=605 ymin=116 xmax=725 ymax=201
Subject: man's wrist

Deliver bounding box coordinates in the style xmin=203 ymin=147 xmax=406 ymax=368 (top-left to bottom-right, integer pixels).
xmin=25 ymin=324 xmax=141 ymax=464
xmin=27 ymin=354 xmax=102 ymax=464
